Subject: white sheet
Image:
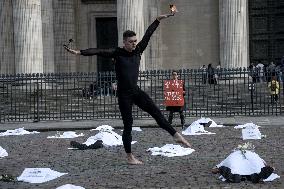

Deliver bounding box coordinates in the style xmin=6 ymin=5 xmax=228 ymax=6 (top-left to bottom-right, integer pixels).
xmin=0 ymin=146 xmax=8 ymax=158
xmin=132 ymin=127 xmax=142 ymax=131
xmin=147 ymin=144 xmax=195 ymax=157
xmin=17 ymin=168 xmax=67 ymax=183
xmin=121 ymin=127 xmax=142 ymax=132
xmin=47 ymin=131 xmax=84 ymax=139
xmin=91 ymin=125 xmax=114 ymax=131
xmin=234 ymin=123 xmax=260 ymax=129
xmin=263 ymin=173 xmax=280 ymax=182
xmin=0 ymin=128 xmax=39 ymax=136
xmin=194 ymin=117 xmax=224 ymax=127
xmin=242 ymin=126 xmax=262 ymax=140
xmin=182 ymin=121 xmax=215 ymax=135
xmin=84 ymin=130 xmax=136 ymax=147
xmin=216 ymin=150 xmax=280 ymax=181
xmin=217 ymin=150 xmax=266 ymax=175
xmin=56 ymin=184 xmax=85 ymax=189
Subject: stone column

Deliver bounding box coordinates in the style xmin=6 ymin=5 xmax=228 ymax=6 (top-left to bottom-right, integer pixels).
xmin=143 ymin=0 xmax=161 ymax=70
xmin=117 ymin=0 xmax=146 ymax=70
xmin=12 ymin=0 xmax=44 ymax=73
xmin=53 ymin=0 xmax=76 ymax=73
xmin=41 ymin=0 xmax=55 ymax=73
xmin=0 ymin=0 xmax=15 ymax=74
xmin=219 ymin=0 xmax=249 ymax=68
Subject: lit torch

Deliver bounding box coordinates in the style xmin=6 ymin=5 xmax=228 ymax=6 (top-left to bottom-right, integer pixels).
xmin=169 ymin=4 xmax=178 ymax=16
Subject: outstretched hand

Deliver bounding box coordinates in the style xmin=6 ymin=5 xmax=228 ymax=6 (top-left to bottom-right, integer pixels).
xmin=157 ymin=14 xmax=175 ymax=21
xmin=63 ymin=45 xmax=80 ymax=55
xmin=157 ymin=6 xmax=178 ymax=21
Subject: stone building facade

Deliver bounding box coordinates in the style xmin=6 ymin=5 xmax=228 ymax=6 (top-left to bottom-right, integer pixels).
xmin=0 ymin=0 xmax=253 ymax=74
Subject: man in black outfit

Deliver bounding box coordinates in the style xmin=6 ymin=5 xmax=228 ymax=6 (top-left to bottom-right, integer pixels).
xmin=64 ymin=13 xmax=191 ymax=165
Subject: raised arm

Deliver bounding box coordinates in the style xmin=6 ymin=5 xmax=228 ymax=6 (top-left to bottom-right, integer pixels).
xmin=136 ymin=14 xmax=174 ymax=53
xmin=63 ymin=45 xmax=116 ymax=58
xmin=63 ymin=45 xmax=81 ymax=55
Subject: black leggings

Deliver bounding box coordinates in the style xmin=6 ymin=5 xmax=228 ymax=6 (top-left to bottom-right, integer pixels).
xmin=118 ymin=87 xmax=177 ymax=153
xmin=168 ymin=110 xmax=185 ymax=125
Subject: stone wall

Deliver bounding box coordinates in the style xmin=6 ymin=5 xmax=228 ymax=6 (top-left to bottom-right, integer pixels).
xmin=159 ymin=0 xmax=220 ymax=69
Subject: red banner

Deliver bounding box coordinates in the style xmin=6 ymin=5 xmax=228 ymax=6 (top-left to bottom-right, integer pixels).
xmin=164 ymin=80 xmax=185 ymax=106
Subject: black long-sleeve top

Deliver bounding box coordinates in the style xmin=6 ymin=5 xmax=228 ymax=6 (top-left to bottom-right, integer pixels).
xmin=80 ymin=19 xmax=160 ymax=91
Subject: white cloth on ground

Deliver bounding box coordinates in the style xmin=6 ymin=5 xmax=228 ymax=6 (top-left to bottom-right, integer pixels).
xmin=242 ymin=125 xmax=262 ymax=140
xmin=91 ymin=125 xmax=114 ymax=131
xmin=182 ymin=121 xmax=215 ymax=135
xmin=195 ymin=117 xmax=224 ymax=127
xmin=147 ymin=144 xmax=195 ymax=157
xmin=0 ymin=128 xmax=39 ymax=136
xmin=0 ymin=146 xmax=8 ymax=158
xmin=234 ymin=123 xmax=260 ymax=129
xmin=121 ymin=127 xmax=142 ymax=132
xmin=132 ymin=127 xmax=142 ymax=131
xmin=17 ymin=168 xmax=67 ymax=183
xmin=216 ymin=150 xmax=280 ymax=181
xmin=56 ymin=184 xmax=85 ymax=189
xmin=47 ymin=131 xmax=84 ymax=139
xmin=84 ymin=130 xmax=136 ymax=147
xmin=263 ymin=173 xmax=280 ymax=182
xmin=217 ymin=150 xmax=266 ymax=175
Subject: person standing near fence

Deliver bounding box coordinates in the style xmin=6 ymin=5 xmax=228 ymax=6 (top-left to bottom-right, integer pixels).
xmin=166 ymin=71 xmax=186 ymax=128
xmin=207 ymin=63 xmax=217 ymax=85
xmin=268 ymin=76 xmax=280 ymax=103
xmin=200 ymin=65 xmax=207 ymax=84
xmin=63 ymin=13 xmax=191 ymax=165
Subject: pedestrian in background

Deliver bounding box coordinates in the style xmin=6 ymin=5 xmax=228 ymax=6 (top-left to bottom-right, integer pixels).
xmin=268 ymin=76 xmax=280 ymax=103
xmin=166 ymin=71 xmax=186 ymax=128
xmin=207 ymin=64 xmax=217 ymax=85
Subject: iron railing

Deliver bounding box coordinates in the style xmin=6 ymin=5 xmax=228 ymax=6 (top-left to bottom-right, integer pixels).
xmin=0 ymin=68 xmax=283 ymax=123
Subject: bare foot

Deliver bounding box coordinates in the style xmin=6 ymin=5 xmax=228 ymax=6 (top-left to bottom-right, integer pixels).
xmin=127 ymin=153 xmax=143 ymax=165
xmin=174 ymin=132 xmax=191 ymax=148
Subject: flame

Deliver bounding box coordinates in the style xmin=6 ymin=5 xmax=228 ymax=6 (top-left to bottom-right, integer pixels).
xmin=169 ymin=4 xmax=178 ymax=14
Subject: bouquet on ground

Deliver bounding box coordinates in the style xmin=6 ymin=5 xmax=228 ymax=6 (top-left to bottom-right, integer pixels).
xmin=235 ymin=142 xmax=255 ymax=159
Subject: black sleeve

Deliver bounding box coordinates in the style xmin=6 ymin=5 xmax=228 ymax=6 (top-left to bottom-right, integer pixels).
xmin=136 ymin=19 xmax=160 ymax=54
xmin=80 ymin=48 xmax=116 ymax=58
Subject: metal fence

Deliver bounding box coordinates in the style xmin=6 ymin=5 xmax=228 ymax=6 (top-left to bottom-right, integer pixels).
xmin=0 ymin=68 xmax=283 ymax=123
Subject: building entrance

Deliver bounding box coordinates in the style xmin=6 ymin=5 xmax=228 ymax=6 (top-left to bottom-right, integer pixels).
xmin=96 ymin=17 xmax=118 ymax=72
xmin=249 ymin=0 xmax=284 ymax=64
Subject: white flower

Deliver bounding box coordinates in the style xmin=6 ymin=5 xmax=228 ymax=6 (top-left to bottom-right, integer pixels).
xmin=235 ymin=142 xmax=255 ymax=159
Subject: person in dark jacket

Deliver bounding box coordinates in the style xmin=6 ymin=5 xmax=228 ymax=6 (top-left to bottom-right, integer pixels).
xmin=207 ymin=63 xmax=217 ymax=85
xmin=64 ymin=13 xmax=191 ymax=165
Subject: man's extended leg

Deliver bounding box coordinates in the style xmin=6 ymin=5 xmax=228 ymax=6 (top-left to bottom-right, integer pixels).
xmin=118 ymin=93 xmax=142 ymax=165
xmin=134 ymin=89 xmax=191 ymax=147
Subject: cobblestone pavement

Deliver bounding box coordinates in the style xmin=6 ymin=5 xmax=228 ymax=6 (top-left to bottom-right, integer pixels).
xmin=0 ymin=124 xmax=283 ymax=189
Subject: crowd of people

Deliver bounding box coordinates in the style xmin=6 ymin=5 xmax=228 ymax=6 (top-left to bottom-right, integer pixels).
xmin=249 ymin=58 xmax=284 ymax=103
xmin=199 ymin=58 xmax=283 ymax=103
xmin=249 ymin=58 xmax=284 ymax=84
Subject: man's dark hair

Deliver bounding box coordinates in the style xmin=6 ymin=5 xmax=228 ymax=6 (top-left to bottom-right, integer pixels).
xmin=123 ymin=30 xmax=136 ymax=40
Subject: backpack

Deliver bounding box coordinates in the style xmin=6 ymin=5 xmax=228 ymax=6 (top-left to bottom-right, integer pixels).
xmin=270 ymin=82 xmax=277 ymax=91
